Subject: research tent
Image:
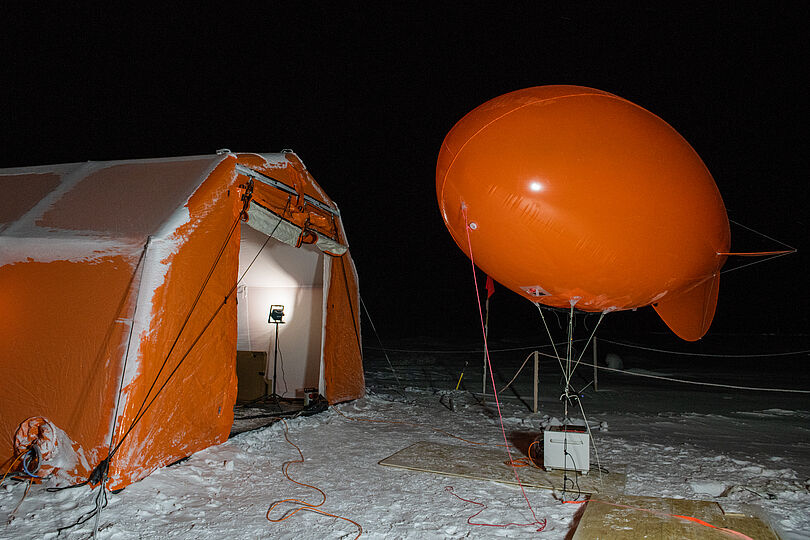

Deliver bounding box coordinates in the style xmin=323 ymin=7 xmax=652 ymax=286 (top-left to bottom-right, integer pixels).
xmin=0 ymin=151 xmax=363 ymax=490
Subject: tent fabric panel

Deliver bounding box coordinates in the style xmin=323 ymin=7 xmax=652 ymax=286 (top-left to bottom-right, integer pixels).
xmin=0 ymin=173 xmax=61 ymax=228
xmin=236 ymin=285 xmax=252 ymax=351
xmin=0 ymin=255 xmax=140 ymax=484
xmin=317 ymin=256 xmax=332 ymax=397
xmin=322 ymin=253 xmax=364 ymax=404
xmin=36 ymin=156 xmax=224 ymax=238
xmin=248 ymin=178 xmax=342 ymax=252
xmin=237 ymin=152 xmax=336 ymax=209
xmin=246 ymin=202 xmax=302 ymax=248
xmin=315 ymin=233 xmax=348 ymax=256
xmin=238 ymin=223 xmax=324 ymax=289
xmin=107 ymin=160 xmax=241 ymax=489
xmin=246 ymin=199 xmax=348 ymax=256
xmin=237 ymin=153 xmax=348 ymax=255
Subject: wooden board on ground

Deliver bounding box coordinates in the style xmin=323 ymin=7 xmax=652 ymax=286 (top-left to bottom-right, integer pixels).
xmin=572 ymin=494 xmax=780 ymax=539
xmin=378 ymin=441 xmax=625 ymax=495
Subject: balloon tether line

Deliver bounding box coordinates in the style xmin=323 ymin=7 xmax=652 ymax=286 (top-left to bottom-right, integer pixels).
xmin=535 ymin=302 xmax=607 ymax=499
xmin=461 ymin=206 xmax=546 ymax=530
xmin=536 ymin=304 xmax=566 ymax=376
xmin=729 ymin=218 xmax=796 ymax=252
xmin=569 ymin=312 xmax=605 ymax=388
xmin=565 ymin=303 xmax=574 ymax=419
xmin=718 ymin=218 xmax=796 ymax=276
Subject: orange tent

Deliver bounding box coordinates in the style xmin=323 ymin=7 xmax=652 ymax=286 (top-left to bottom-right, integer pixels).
xmin=0 ymin=150 xmax=363 ymax=490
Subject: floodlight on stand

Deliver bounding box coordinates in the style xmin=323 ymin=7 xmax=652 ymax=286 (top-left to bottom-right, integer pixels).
xmin=268 ymin=305 xmax=285 ymax=323
xmin=267 ymin=304 xmax=285 ymax=411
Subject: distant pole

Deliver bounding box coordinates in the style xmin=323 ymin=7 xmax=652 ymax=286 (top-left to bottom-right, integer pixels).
xmin=533 ymin=350 xmax=539 ymax=413
xmin=593 ymin=336 xmax=598 ymax=392
xmin=483 ymin=297 xmax=490 ymax=395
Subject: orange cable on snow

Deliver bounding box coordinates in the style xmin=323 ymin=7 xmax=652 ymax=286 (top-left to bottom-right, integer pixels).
xmin=445 ymin=486 xmax=546 ymax=531
xmin=332 ymin=407 xmax=548 ymax=532
xmin=528 ymin=440 xmax=541 ymax=466
xmin=506 ymin=441 xmax=542 ymax=468
xmin=266 ymin=419 xmax=362 ymax=539
xmin=505 ymin=458 xmax=535 ymax=468
xmin=461 ymin=205 xmax=546 ymax=532
xmin=562 ymin=498 xmax=754 ymax=539
xmin=1 ymin=453 xmax=24 ymax=485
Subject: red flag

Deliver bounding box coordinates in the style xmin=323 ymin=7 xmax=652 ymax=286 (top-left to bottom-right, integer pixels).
xmin=485 ymin=275 xmax=495 ymax=299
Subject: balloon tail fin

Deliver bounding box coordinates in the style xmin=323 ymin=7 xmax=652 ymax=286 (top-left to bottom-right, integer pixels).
xmin=653 ymin=274 xmax=720 ymax=341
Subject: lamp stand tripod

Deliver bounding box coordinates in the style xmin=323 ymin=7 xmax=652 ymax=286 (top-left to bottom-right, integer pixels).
xmin=267 ymin=319 xmax=284 ymax=409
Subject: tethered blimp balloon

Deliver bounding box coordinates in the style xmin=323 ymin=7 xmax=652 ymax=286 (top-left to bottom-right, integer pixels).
xmin=436 ymin=85 xmax=730 ymax=341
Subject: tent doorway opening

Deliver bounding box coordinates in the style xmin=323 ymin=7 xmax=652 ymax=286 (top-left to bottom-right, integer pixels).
xmin=236 ymin=222 xmax=325 ymax=404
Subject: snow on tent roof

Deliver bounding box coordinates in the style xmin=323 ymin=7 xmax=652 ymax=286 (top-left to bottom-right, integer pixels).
xmin=0 ymin=172 xmax=61 ymax=229
xmin=0 ymin=155 xmax=244 ymax=266
xmin=0 ymin=155 xmax=228 ymax=240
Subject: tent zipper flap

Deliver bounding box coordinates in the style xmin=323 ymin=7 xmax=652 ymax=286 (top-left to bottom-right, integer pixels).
xmin=235 ymin=163 xmax=340 ymax=217
xmin=246 ymin=201 xmax=348 ymax=256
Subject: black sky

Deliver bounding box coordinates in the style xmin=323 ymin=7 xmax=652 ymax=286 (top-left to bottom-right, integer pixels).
xmin=2 ymin=3 xmax=807 ymax=345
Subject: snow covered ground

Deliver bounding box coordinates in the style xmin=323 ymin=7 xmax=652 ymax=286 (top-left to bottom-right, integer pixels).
xmin=2 ymin=338 xmax=808 ymax=539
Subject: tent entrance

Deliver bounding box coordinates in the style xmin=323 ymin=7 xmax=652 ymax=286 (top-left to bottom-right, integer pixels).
xmin=236 ymin=223 xmax=325 ymax=401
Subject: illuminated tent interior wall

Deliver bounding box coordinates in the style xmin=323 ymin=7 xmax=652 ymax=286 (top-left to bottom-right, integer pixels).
xmin=237 ymin=223 xmax=325 ymax=399
xmin=0 ymin=151 xmax=363 ymax=490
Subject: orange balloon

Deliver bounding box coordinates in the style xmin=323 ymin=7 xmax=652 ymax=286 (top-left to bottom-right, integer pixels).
xmin=437 ymin=86 xmax=730 ymax=341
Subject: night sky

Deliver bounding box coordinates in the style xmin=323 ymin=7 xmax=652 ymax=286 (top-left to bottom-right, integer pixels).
xmin=2 ymin=4 xmax=807 ymax=348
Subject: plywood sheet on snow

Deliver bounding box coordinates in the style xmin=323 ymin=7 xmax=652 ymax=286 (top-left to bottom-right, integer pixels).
xmin=572 ymin=494 xmax=780 ymax=539
xmin=379 ymin=441 xmax=625 ymax=495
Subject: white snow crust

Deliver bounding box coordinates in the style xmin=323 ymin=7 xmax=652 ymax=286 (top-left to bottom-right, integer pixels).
xmin=1 ymin=339 xmax=808 ymax=539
